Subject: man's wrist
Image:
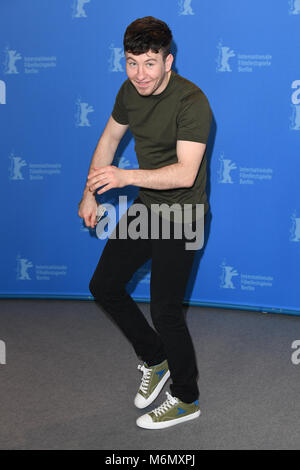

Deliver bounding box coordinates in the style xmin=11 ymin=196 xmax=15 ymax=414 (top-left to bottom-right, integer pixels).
xmin=78 ymin=187 xmax=96 ymax=207
xmin=126 ymin=169 xmax=136 ymax=186
xmin=83 ymin=186 xmax=96 ymax=198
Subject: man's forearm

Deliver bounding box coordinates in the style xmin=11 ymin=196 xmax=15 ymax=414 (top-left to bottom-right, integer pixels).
xmin=82 ymin=134 xmax=119 ymax=198
xmin=127 ymin=162 xmax=192 ymax=190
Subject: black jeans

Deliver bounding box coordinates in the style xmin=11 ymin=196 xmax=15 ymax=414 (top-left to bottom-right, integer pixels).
xmin=89 ymin=196 xmax=202 ymax=403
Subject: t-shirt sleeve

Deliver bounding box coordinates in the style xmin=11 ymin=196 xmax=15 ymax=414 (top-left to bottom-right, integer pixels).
xmin=111 ymin=81 xmax=129 ymax=125
xmin=176 ymin=91 xmax=212 ymax=144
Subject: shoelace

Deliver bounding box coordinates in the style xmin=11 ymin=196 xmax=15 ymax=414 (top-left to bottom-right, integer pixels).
xmin=152 ymin=391 xmax=179 ymax=417
xmin=137 ymin=364 xmax=152 ymax=393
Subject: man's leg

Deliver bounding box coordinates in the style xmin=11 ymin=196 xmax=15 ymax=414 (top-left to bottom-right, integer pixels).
xmin=149 ymin=218 xmax=200 ymax=404
xmin=89 ymin=197 xmax=166 ymax=365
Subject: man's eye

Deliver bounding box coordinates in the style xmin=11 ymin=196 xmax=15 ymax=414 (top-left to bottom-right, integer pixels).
xmin=147 ymin=63 xmax=154 ymax=67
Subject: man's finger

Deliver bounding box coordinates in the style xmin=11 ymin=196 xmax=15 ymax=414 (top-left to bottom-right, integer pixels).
xmin=97 ymin=183 xmax=113 ymax=195
xmin=87 ymin=215 xmax=94 ymax=228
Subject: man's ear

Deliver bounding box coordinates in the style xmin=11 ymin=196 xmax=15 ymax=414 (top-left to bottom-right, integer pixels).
xmin=165 ymin=53 xmax=174 ymax=72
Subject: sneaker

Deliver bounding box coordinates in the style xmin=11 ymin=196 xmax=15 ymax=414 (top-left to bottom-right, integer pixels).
xmin=136 ymin=391 xmax=200 ymax=429
xmin=134 ymin=360 xmax=170 ymax=409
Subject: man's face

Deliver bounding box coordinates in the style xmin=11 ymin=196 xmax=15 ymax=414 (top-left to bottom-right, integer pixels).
xmin=125 ymin=50 xmax=173 ymax=96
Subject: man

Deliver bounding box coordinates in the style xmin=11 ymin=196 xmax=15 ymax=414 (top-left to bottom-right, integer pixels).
xmin=78 ymin=16 xmax=212 ymax=429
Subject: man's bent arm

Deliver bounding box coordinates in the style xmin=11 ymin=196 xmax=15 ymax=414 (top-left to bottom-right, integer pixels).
xmin=127 ymin=162 xmax=191 ymax=190
xmin=126 ymin=140 xmax=207 ymax=190
xmin=82 ymin=115 xmax=129 ymax=198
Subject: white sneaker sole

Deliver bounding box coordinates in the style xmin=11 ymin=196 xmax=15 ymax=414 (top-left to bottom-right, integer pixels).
xmin=134 ymin=370 xmax=171 ymax=409
xmin=136 ymin=409 xmax=201 ymax=429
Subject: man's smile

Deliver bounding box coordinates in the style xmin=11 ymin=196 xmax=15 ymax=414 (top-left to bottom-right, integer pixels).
xmin=136 ymin=81 xmax=151 ymax=87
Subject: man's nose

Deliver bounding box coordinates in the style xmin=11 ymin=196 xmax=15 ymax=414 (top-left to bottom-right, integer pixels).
xmin=136 ymin=67 xmax=146 ymax=80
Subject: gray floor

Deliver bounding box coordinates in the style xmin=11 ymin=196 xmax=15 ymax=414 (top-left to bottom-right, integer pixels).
xmin=0 ymin=298 xmax=300 ymax=450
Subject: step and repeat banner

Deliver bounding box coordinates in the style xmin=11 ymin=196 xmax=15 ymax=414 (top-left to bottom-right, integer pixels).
xmin=0 ymin=0 xmax=299 ymax=314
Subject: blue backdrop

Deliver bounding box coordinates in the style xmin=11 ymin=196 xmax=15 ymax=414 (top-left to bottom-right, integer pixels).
xmin=0 ymin=0 xmax=299 ymax=315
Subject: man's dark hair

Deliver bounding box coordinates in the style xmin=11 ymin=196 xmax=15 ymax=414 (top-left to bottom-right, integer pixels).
xmin=123 ymin=16 xmax=172 ymax=61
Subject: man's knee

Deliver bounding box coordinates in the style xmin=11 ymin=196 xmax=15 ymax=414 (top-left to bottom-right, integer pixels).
xmin=89 ymin=277 xmax=100 ymax=300
xmin=89 ymin=279 xmax=111 ymax=308
xmin=89 ymin=270 xmax=108 ymax=299
xmin=89 ymin=276 xmax=125 ymax=306
xmin=150 ymin=301 xmax=185 ymax=331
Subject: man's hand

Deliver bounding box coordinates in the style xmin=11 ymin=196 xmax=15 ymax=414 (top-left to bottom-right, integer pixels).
xmin=78 ymin=193 xmax=98 ymax=229
xmin=86 ymin=165 xmax=130 ymax=195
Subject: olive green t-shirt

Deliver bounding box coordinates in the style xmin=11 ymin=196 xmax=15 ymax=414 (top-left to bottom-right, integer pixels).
xmin=111 ymin=70 xmax=212 ymax=222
